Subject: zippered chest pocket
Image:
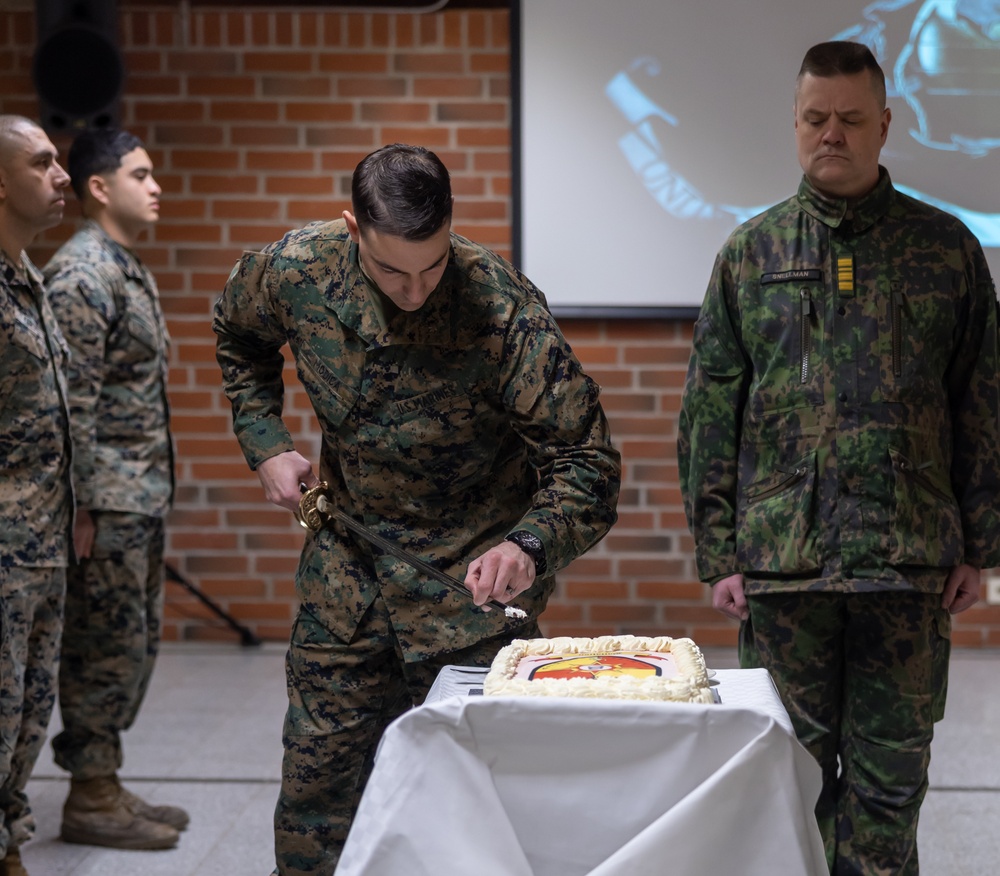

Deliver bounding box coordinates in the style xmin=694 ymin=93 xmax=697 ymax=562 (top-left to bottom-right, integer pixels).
xmin=745 ymin=280 xmax=824 ymax=415
xmin=799 ymin=287 xmax=814 ymax=384
xmin=876 ymin=282 xmax=959 ymax=403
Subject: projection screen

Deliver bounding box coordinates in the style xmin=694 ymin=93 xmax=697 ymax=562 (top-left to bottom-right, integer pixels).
xmin=513 ymin=0 xmax=1000 ymax=316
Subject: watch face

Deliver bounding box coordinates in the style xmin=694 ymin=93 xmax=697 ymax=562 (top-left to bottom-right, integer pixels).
xmin=521 ymin=533 xmax=543 ymax=552
xmin=507 ymin=531 xmax=546 ymax=575
xmin=509 ymin=532 xmax=539 ymax=552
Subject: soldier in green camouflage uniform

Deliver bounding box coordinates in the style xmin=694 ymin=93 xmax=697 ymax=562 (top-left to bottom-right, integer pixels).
xmin=678 ymin=43 xmax=1000 ymax=875
xmin=0 ymin=115 xmax=73 ymax=876
xmin=213 ymin=143 xmax=621 ymax=875
xmin=44 ymin=129 xmax=185 ymax=852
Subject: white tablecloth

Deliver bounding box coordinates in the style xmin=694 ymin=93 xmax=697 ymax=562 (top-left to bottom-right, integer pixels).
xmin=424 ymin=665 xmax=796 ymax=735
xmin=337 ymin=669 xmax=827 ymax=876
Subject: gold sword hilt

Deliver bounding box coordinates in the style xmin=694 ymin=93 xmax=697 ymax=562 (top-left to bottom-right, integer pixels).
xmin=295 ymin=481 xmax=331 ymax=532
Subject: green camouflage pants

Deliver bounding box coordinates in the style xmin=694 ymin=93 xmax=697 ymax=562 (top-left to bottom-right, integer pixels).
xmin=273 ymin=595 xmax=540 ymax=876
xmin=740 ymin=591 xmax=950 ymax=876
xmin=51 ymin=512 xmax=164 ymax=779
xmin=0 ymin=565 xmax=65 ymax=855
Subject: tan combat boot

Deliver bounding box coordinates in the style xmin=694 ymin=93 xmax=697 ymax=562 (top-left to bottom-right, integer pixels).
xmin=118 ymin=779 xmax=190 ymax=831
xmin=0 ymin=848 xmax=28 ymax=876
xmin=61 ymin=776 xmax=179 ymax=850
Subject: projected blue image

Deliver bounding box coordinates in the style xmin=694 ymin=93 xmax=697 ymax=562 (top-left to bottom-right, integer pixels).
xmin=606 ymin=64 xmax=772 ymax=230
xmin=842 ymin=0 xmax=1000 ymax=156
xmin=607 ymin=0 xmax=1000 ymax=246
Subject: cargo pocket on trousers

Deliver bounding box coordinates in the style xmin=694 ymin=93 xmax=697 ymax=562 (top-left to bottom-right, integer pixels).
xmin=737 ymin=612 xmax=761 ymax=669
xmin=931 ymin=609 xmax=951 ymax=723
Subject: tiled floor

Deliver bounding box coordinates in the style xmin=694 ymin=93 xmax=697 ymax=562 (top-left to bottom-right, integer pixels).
xmin=18 ymin=643 xmax=1000 ymax=875
xmin=23 ymin=643 xmax=286 ymax=876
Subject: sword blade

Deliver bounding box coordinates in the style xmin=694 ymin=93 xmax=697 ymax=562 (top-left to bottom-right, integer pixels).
xmin=320 ymin=499 xmax=526 ymax=620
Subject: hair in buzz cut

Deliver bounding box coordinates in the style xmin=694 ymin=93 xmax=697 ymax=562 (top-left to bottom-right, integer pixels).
xmin=351 ymin=143 xmax=453 ymax=241
xmin=67 ymin=128 xmax=145 ymax=201
xmin=0 ymin=115 xmax=42 ymax=164
xmin=797 ymin=40 xmax=887 ymax=110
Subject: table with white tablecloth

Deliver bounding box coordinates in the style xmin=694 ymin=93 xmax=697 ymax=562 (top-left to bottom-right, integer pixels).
xmin=337 ymin=667 xmax=827 ymax=876
xmin=425 ymin=664 xmax=797 ymax=733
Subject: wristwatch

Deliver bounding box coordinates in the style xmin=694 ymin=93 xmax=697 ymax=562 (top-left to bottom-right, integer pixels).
xmin=504 ymin=530 xmax=547 ymax=576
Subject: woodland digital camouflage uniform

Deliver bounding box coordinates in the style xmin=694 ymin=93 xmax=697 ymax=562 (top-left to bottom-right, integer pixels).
xmin=44 ymin=220 xmax=174 ymax=780
xmin=214 ymin=219 xmax=621 ymax=875
xmin=0 ymin=250 xmax=72 ymax=856
xmin=679 ymin=169 xmax=1000 ymax=875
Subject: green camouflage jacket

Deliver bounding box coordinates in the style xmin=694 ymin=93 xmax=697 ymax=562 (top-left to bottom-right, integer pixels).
xmin=0 ymin=250 xmax=73 ymax=567
xmin=678 ymin=169 xmax=1000 ymax=594
xmin=214 ymin=220 xmax=621 ymax=658
xmin=45 ymin=221 xmax=174 ymax=517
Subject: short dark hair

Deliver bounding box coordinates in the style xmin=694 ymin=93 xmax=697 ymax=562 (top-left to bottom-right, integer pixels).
xmin=351 ymin=143 xmax=452 ymax=241
xmin=797 ymin=41 xmax=887 ymax=110
xmin=67 ymin=128 xmax=145 ymax=200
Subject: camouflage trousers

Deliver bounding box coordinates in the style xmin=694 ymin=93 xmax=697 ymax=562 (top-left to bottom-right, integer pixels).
xmin=0 ymin=565 xmax=65 ymax=856
xmin=740 ymin=591 xmax=950 ymax=876
xmin=51 ymin=512 xmax=164 ymax=780
xmin=272 ymin=595 xmax=539 ymax=876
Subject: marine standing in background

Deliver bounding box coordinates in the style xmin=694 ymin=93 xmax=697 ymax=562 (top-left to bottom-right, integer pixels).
xmin=213 ymin=143 xmax=622 ymax=874
xmin=44 ymin=129 xmax=185 ymax=851
xmin=678 ymin=42 xmax=1000 ymax=874
xmin=0 ymin=115 xmax=72 ymax=876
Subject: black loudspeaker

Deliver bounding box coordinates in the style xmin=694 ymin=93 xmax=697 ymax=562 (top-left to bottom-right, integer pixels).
xmin=32 ymin=0 xmax=124 ymax=132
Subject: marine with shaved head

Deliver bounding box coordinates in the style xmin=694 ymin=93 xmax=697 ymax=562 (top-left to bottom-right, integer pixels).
xmin=0 ymin=115 xmax=73 ymax=876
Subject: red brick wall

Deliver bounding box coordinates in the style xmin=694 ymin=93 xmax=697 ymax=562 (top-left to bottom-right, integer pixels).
xmin=3 ymin=5 xmax=998 ymax=647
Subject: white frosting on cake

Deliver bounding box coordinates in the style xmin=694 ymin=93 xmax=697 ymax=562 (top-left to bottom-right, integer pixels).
xmin=483 ymin=635 xmax=714 ymax=703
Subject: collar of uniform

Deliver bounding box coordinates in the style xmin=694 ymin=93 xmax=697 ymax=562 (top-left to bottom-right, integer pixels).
xmin=324 ymin=234 xmax=459 ymax=347
xmin=0 ymin=247 xmax=24 ymax=285
xmin=81 ymin=219 xmax=148 ymax=283
xmin=796 ymin=165 xmax=893 ymax=234
xmin=320 ymin=237 xmax=392 ymax=343
xmin=356 ymin=250 xmax=402 ymax=334
xmin=0 ymin=247 xmax=43 ymax=289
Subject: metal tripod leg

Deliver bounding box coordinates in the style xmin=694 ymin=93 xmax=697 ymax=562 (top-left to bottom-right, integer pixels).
xmin=165 ymin=563 xmax=262 ymax=647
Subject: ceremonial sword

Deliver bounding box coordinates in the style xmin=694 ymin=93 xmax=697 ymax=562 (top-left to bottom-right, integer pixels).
xmin=296 ymin=483 xmax=527 ymax=620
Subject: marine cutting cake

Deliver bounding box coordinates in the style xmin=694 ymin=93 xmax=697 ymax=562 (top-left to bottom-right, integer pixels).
xmin=483 ymin=635 xmax=714 ymax=703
